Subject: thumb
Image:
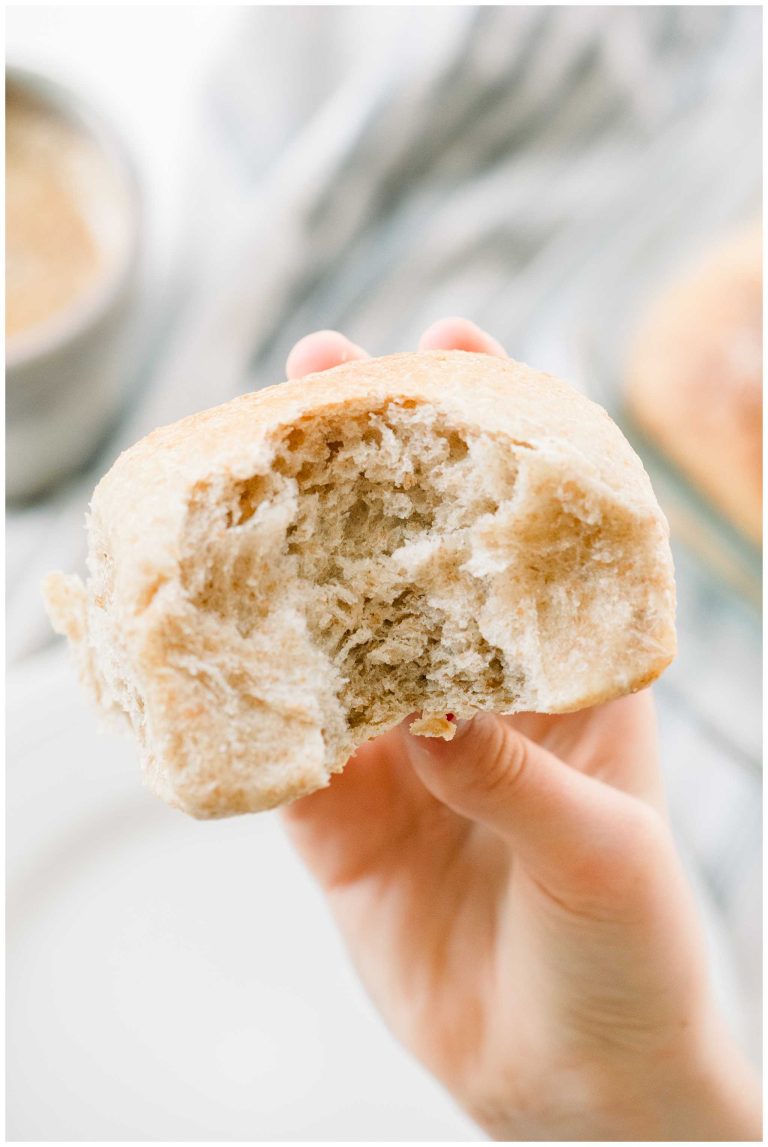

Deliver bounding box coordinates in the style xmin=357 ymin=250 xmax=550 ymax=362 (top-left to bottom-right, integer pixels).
xmin=399 ymin=713 xmax=663 ymax=898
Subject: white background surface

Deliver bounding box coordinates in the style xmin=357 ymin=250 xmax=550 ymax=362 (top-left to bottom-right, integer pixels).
xmin=7 ymin=9 xmax=479 ymax=1140
xmin=7 ymin=645 xmax=480 ymax=1141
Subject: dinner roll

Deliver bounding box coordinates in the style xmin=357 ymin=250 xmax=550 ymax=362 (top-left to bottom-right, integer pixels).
xmin=626 ymin=223 xmax=762 ymax=543
xmin=44 ymin=350 xmax=676 ymax=818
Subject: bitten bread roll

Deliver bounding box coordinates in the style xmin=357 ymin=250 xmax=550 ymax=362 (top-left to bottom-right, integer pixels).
xmin=44 ymin=350 xmax=676 ymax=818
xmin=626 ymin=223 xmax=762 ymax=543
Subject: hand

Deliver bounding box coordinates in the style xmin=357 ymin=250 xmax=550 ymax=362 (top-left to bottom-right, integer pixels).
xmin=281 ymin=319 xmax=761 ymax=1141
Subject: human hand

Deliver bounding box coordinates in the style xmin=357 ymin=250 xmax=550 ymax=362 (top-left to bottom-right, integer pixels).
xmin=281 ymin=320 xmax=760 ymax=1141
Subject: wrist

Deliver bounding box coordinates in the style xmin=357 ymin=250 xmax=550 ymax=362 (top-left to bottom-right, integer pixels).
xmin=585 ymin=1019 xmax=761 ymax=1142
xmin=465 ymin=1017 xmax=761 ymax=1142
xmin=656 ymin=1020 xmax=761 ymax=1142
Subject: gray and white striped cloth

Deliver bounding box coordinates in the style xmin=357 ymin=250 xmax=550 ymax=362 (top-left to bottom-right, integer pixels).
xmin=8 ymin=4 xmax=761 ymax=1060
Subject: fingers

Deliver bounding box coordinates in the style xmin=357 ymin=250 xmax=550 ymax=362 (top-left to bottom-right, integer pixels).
xmin=286 ymin=318 xmax=505 ymax=380
xmin=286 ymin=330 xmax=369 ymax=379
xmin=418 ymin=317 xmax=507 ymax=357
xmin=399 ymin=713 xmax=663 ymax=899
xmin=503 ymin=692 xmax=666 ymax=810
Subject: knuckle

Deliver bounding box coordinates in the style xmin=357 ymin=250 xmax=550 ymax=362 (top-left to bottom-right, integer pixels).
xmin=472 ymin=717 xmax=529 ymax=802
xmin=570 ymin=803 xmax=669 ymax=903
xmin=616 ymin=803 xmax=669 ymax=871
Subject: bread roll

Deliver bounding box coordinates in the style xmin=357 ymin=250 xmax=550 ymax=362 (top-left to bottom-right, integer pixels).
xmin=43 ymin=350 xmax=676 ymax=818
xmin=626 ymin=224 xmax=762 ymax=543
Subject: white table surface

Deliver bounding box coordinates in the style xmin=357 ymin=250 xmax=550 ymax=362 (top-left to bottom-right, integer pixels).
xmin=7 ymin=644 xmax=481 ymax=1141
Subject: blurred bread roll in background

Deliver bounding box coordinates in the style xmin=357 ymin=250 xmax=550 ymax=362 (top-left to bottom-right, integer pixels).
xmin=626 ymin=223 xmax=762 ymax=544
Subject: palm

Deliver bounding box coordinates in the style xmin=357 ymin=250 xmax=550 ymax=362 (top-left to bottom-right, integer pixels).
xmin=281 ymin=718 xmax=503 ymax=1081
xmin=281 ymin=692 xmax=664 ymax=1085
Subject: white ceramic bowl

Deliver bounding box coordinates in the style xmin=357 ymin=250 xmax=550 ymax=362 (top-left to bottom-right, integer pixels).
xmin=6 ymin=66 xmax=142 ymax=501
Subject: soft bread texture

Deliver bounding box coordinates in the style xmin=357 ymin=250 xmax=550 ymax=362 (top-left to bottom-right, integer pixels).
xmin=626 ymin=223 xmax=762 ymax=543
xmin=44 ymin=351 xmax=676 ymax=818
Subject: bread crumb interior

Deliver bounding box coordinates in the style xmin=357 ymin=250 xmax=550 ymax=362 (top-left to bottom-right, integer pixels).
xmin=179 ymin=399 xmax=639 ymax=771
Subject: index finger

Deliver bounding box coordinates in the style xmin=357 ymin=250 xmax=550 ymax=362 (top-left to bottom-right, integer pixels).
xmin=418 ymin=317 xmax=507 ymax=357
xmin=286 ymin=330 xmax=370 ymax=379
